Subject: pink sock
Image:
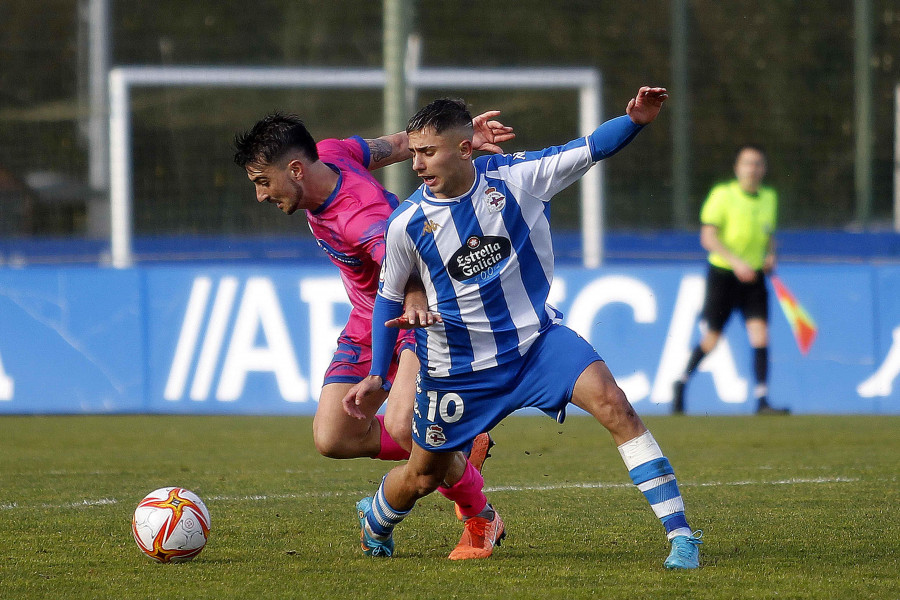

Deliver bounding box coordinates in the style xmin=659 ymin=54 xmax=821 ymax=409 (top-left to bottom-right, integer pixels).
xmin=374 ymin=415 xmax=411 ymax=461
xmin=438 ymin=460 xmax=487 ymax=517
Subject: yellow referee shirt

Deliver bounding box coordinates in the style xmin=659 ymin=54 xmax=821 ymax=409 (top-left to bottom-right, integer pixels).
xmin=700 ymin=180 xmax=777 ymax=271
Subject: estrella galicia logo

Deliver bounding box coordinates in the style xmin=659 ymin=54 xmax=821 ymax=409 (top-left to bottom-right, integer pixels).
xmin=447 ymin=235 xmax=511 ymax=284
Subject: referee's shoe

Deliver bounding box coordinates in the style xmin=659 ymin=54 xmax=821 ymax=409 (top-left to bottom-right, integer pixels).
xmin=756 ymin=396 xmax=790 ymax=415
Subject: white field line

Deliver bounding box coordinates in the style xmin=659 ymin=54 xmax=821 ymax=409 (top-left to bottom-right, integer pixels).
xmin=0 ymin=476 xmax=860 ymax=512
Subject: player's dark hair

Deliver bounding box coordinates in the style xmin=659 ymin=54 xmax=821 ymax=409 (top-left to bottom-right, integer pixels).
xmin=233 ymin=112 xmax=319 ymax=168
xmin=406 ymin=98 xmax=473 ymax=136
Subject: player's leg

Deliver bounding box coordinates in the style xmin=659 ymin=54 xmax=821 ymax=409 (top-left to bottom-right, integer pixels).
xmin=385 ymin=348 xmax=495 ymax=520
xmin=673 ymin=265 xmax=735 ymax=413
xmin=571 ymin=360 xmax=701 ymax=568
xmin=312 ymin=381 xmax=386 ymax=459
xmin=356 ymin=445 xmax=456 ymax=557
xmin=746 ymin=317 xmax=770 ymax=411
xmin=742 ymin=276 xmax=788 ymax=414
xmin=519 ymin=325 xmax=700 ymax=567
xmin=358 ymin=368 xmax=506 ymax=559
xmin=313 ymin=330 xmax=412 ymax=461
xmin=382 ymin=348 xmax=417 ymax=453
xmin=571 ymin=361 xmax=646 ymax=444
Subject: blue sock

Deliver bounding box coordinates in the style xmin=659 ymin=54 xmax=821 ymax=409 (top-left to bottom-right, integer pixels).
xmin=618 ymin=432 xmax=692 ymax=540
xmin=365 ymin=477 xmax=411 ymax=538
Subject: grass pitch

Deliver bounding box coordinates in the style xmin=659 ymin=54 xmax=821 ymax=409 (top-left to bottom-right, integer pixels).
xmin=0 ymin=414 xmax=897 ymax=599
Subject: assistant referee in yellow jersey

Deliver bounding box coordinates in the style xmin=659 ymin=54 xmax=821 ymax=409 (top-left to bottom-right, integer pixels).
xmin=673 ymin=144 xmax=789 ymax=415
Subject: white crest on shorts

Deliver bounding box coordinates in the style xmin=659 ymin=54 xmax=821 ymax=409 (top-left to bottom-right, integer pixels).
xmin=425 ymin=424 xmax=446 ymax=447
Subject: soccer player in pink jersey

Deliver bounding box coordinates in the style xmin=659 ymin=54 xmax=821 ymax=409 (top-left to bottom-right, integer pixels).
xmin=233 ymin=112 xmax=513 ymax=545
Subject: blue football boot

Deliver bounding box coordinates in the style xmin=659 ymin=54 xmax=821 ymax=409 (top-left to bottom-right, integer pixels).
xmin=356 ymin=497 xmax=394 ymax=557
xmin=664 ymin=530 xmax=703 ymax=569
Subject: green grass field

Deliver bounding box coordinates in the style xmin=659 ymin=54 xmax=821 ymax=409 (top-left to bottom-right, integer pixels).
xmin=0 ymin=414 xmax=897 ymax=599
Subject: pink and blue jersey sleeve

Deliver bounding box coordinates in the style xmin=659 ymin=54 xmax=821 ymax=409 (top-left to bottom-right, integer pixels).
xmin=317 ymin=136 xmax=371 ymax=169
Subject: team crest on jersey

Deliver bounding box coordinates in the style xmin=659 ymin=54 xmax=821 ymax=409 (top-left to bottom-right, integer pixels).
xmin=425 ymin=425 xmax=446 ymax=447
xmin=484 ymin=187 xmax=506 ymax=212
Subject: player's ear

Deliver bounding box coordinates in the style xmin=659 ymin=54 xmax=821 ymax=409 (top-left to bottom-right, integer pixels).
xmin=458 ymin=138 xmax=474 ymax=160
xmin=288 ymin=158 xmax=304 ymax=180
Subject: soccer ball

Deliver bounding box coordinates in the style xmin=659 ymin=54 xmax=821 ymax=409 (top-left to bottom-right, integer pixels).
xmin=132 ymin=487 xmax=211 ymax=563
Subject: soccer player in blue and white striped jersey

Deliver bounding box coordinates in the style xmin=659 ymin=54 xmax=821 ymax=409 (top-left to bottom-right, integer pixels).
xmin=344 ymin=87 xmax=703 ymax=567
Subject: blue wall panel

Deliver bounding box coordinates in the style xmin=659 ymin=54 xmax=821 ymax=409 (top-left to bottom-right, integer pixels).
xmin=0 ymin=263 xmax=898 ymax=415
xmin=142 ymin=266 xmax=343 ymax=414
xmin=0 ymin=268 xmax=144 ymax=413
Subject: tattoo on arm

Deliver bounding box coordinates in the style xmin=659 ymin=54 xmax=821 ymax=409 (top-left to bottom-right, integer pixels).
xmin=367 ymin=138 xmax=394 ymax=165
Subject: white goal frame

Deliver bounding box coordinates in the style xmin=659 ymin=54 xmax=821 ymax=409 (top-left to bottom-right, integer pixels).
xmin=109 ymin=66 xmax=604 ymax=267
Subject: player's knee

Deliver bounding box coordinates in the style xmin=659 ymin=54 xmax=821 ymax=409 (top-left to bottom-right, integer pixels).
xmin=383 ymin=413 xmax=412 ymax=449
xmin=408 ymin=472 xmax=443 ymax=497
xmin=312 ymin=421 xmax=354 ymax=459
xmin=591 ymin=384 xmax=636 ymax=426
xmin=700 ymin=332 xmax=722 ymax=353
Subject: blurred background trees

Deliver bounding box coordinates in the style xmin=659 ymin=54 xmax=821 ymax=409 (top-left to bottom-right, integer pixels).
xmin=1 ymin=0 xmax=898 ymax=237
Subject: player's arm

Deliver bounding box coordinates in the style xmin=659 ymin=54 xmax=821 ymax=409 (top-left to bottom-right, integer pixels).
xmin=365 ymin=111 xmax=515 ymax=171
xmin=502 ymin=90 xmax=665 ymax=202
xmin=358 ymin=224 xmax=440 ymax=328
xmin=342 ymin=294 xmax=403 ymax=419
xmin=764 ymin=195 xmax=778 ymax=274
xmin=365 ymin=133 xmax=412 ymax=171
xmin=586 ymin=87 xmax=667 ymax=161
xmin=700 ymin=224 xmax=757 ymax=283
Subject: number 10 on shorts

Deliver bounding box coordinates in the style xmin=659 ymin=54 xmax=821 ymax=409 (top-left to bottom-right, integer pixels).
xmin=425 ymin=391 xmax=464 ymax=423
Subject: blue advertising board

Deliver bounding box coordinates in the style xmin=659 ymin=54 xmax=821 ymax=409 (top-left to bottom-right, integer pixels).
xmin=0 ymin=268 xmax=144 ymax=412
xmin=0 ymin=263 xmax=898 ymax=415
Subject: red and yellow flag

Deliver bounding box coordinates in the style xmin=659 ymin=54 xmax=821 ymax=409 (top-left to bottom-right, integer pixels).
xmin=770 ymin=275 xmax=817 ymax=355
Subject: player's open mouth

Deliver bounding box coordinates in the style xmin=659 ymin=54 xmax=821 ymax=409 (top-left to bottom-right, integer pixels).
xmin=422 ymin=176 xmax=436 ymax=185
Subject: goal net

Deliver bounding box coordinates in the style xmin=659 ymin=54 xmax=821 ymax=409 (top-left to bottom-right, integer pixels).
xmin=108 ymin=66 xmax=605 ymax=267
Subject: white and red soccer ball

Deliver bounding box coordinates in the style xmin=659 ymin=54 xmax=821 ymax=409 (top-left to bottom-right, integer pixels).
xmin=132 ymin=487 xmax=211 ymax=563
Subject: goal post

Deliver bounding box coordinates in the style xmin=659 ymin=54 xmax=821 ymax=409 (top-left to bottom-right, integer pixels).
xmin=109 ymin=66 xmax=604 ymax=268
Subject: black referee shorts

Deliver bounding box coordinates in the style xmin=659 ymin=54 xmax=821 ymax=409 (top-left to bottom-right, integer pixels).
xmin=700 ymin=264 xmax=769 ymax=333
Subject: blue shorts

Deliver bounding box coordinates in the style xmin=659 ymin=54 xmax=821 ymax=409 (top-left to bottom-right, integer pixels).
xmin=411 ymin=324 xmax=602 ymax=453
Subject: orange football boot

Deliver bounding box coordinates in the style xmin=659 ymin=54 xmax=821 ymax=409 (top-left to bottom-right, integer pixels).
xmin=448 ymin=508 xmax=505 ymax=560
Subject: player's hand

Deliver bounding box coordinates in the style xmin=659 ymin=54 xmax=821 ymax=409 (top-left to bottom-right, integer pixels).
xmin=342 ymin=376 xmax=387 ymax=420
xmin=398 ymin=278 xmax=442 ymax=328
xmin=763 ymin=253 xmax=776 ymax=274
xmin=386 ymin=309 xmax=442 ymax=329
xmin=472 ymin=110 xmax=516 ymax=154
xmin=733 ymin=261 xmax=758 ymax=283
xmin=626 ymin=87 xmax=668 ymax=125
